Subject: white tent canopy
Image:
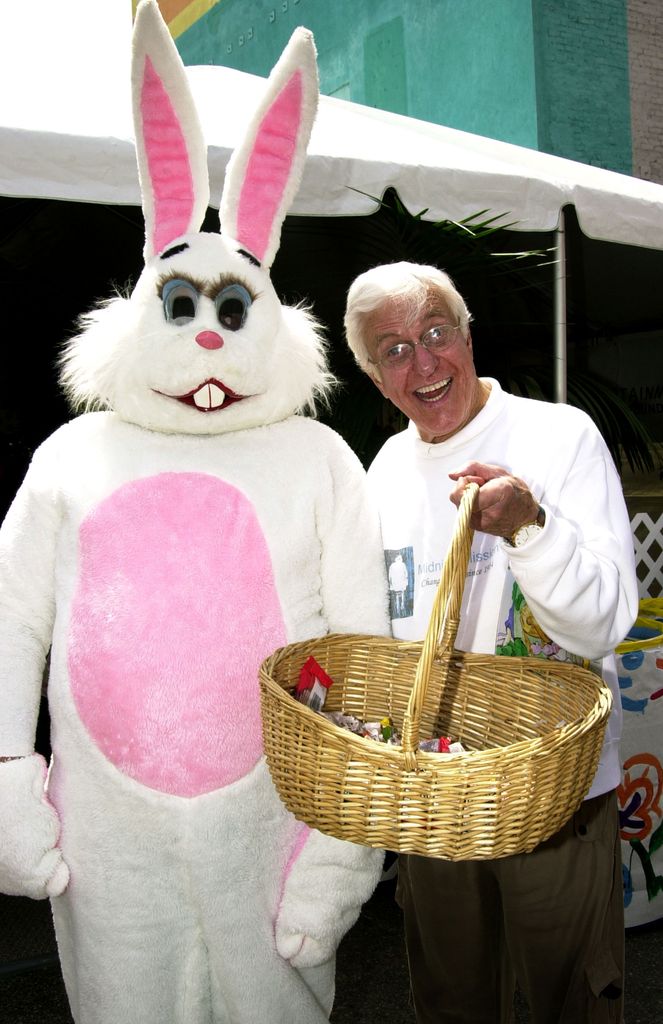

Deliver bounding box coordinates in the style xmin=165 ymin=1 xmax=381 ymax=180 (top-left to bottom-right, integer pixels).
xmin=3 ymin=61 xmax=663 ymax=253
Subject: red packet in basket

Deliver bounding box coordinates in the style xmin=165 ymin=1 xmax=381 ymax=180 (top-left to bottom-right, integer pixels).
xmin=294 ymin=656 xmax=334 ymax=712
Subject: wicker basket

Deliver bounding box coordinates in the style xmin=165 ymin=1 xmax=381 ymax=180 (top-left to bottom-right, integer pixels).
xmin=259 ymin=484 xmax=613 ymax=859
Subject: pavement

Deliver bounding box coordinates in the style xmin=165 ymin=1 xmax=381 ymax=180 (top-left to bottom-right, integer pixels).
xmin=1 ymin=872 xmax=662 ymax=1023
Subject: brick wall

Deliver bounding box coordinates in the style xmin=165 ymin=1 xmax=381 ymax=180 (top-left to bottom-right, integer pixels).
xmin=627 ymin=0 xmax=663 ymax=184
xmin=533 ymin=0 xmax=632 ymax=173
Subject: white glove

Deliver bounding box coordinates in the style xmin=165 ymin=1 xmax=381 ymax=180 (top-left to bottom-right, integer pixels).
xmin=275 ymin=830 xmax=384 ymax=968
xmin=0 ymin=753 xmax=70 ymax=899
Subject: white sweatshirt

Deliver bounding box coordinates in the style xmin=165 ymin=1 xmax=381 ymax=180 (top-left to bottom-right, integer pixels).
xmin=368 ymin=378 xmax=639 ymax=799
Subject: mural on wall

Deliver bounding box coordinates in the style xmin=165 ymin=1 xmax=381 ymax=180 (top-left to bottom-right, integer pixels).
xmin=134 ymin=0 xmax=220 ymax=38
xmin=616 ymin=606 xmax=663 ymax=927
xmin=133 ymin=0 xmax=663 ymax=184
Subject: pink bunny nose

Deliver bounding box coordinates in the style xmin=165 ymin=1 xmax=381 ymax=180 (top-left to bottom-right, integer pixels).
xmin=195 ymin=330 xmax=224 ymax=350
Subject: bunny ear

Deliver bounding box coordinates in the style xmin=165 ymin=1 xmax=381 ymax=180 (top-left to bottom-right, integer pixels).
xmin=132 ymin=0 xmax=210 ymax=259
xmin=219 ymin=28 xmax=319 ymax=270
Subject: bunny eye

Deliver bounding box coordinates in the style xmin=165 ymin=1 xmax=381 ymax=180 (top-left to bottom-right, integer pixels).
xmin=215 ymin=284 xmax=252 ymax=332
xmin=162 ymin=279 xmax=199 ymax=325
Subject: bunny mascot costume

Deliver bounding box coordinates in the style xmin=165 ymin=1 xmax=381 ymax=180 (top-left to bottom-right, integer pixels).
xmin=0 ymin=3 xmax=389 ymax=1021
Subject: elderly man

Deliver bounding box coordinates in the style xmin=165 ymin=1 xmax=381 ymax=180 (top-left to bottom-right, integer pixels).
xmin=344 ymin=262 xmax=638 ymax=1024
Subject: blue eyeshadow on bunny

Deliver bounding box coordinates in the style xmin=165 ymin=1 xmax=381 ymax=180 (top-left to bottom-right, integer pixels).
xmin=0 ymin=3 xmax=389 ymax=1021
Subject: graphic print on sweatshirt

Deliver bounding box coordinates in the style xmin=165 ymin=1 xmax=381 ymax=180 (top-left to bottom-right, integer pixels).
xmin=395 ymin=538 xmax=499 ymax=623
xmin=385 ymin=547 xmax=414 ymax=620
xmin=68 ymin=472 xmax=287 ymax=797
xmin=495 ymin=574 xmax=584 ymax=664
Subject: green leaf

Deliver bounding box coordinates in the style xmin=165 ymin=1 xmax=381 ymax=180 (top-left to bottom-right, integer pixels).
xmin=629 ymin=839 xmax=663 ymax=900
xmin=649 ymin=818 xmax=663 ymax=856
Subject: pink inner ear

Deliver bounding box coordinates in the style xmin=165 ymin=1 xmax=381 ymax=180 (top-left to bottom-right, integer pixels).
xmin=236 ymin=70 xmax=303 ymax=263
xmin=141 ymin=56 xmax=196 ymax=254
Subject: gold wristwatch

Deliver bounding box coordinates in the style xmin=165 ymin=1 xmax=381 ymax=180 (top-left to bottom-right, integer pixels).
xmin=505 ymin=505 xmax=546 ymax=547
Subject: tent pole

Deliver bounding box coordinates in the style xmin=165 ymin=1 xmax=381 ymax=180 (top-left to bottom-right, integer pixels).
xmin=554 ymin=209 xmax=567 ymax=403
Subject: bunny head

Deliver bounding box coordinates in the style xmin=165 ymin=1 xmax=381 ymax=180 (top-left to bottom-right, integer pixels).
xmin=60 ymin=0 xmax=331 ymax=435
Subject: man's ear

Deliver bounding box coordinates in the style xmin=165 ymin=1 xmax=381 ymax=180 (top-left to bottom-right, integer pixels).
xmin=368 ymin=370 xmax=385 ymax=395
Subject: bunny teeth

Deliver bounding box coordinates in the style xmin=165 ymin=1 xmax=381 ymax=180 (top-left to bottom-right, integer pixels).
xmin=155 ymin=379 xmax=247 ymax=412
xmin=192 ymin=382 xmax=226 ymax=410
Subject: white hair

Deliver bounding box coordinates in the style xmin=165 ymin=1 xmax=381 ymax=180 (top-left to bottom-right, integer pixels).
xmin=344 ymin=262 xmax=472 ymax=374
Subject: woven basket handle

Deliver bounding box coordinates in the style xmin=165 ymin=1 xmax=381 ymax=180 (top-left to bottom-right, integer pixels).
xmin=400 ymin=482 xmax=478 ymax=768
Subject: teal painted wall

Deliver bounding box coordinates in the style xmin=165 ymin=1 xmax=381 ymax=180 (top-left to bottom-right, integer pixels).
xmin=175 ymin=0 xmax=633 ymax=172
xmin=176 ymin=0 xmax=539 ymax=147
xmin=399 ymin=0 xmax=538 ymax=147
xmin=532 ymin=0 xmax=632 ymax=172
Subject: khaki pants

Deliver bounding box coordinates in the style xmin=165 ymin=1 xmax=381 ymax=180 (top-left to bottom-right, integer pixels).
xmin=396 ymin=790 xmax=624 ymax=1024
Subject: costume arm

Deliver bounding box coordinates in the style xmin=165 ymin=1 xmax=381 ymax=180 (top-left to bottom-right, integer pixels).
xmin=274 ymin=431 xmax=388 ymax=966
xmin=0 ymin=441 xmax=61 ymax=751
xmin=0 ymin=438 xmax=69 ymax=897
xmin=315 ymin=433 xmax=390 ymax=637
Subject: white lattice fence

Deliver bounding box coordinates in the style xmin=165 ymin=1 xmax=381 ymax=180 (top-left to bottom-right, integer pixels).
xmin=630 ymin=513 xmax=663 ymax=599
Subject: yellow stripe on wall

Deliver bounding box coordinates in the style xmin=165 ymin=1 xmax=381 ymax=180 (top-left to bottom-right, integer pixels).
xmin=168 ymin=0 xmax=222 ymax=38
xmin=132 ymin=1 xmax=222 ymax=38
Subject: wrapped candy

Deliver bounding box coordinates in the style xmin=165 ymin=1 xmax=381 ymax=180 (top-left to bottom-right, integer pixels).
xmin=296 ymin=660 xmax=465 ymax=752
xmin=418 ymin=736 xmax=465 ymax=754
xmin=294 ymin=656 xmax=335 ymax=712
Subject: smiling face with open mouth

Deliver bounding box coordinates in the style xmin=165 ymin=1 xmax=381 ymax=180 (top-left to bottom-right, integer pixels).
xmin=365 ymin=296 xmax=489 ymax=444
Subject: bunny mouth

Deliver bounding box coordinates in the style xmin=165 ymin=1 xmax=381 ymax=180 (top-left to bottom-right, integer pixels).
xmin=156 ymin=379 xmax=248 ymax=412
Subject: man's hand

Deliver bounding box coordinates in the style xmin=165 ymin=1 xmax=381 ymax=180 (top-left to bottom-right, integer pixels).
xmin=449 ymin=462 xmax=540 ymax=539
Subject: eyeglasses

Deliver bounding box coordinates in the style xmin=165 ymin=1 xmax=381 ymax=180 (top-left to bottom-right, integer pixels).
xmin=368 ymin=324 xmax=462 ymax=370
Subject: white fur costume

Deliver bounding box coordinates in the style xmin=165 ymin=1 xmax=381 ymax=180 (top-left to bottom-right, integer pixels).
xmin=0 ymin=4 xmax=389 ymax=1022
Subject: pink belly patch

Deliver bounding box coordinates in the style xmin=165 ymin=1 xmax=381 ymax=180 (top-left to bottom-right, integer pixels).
xmin=68 ymin=473 xmax=287 ymax=796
